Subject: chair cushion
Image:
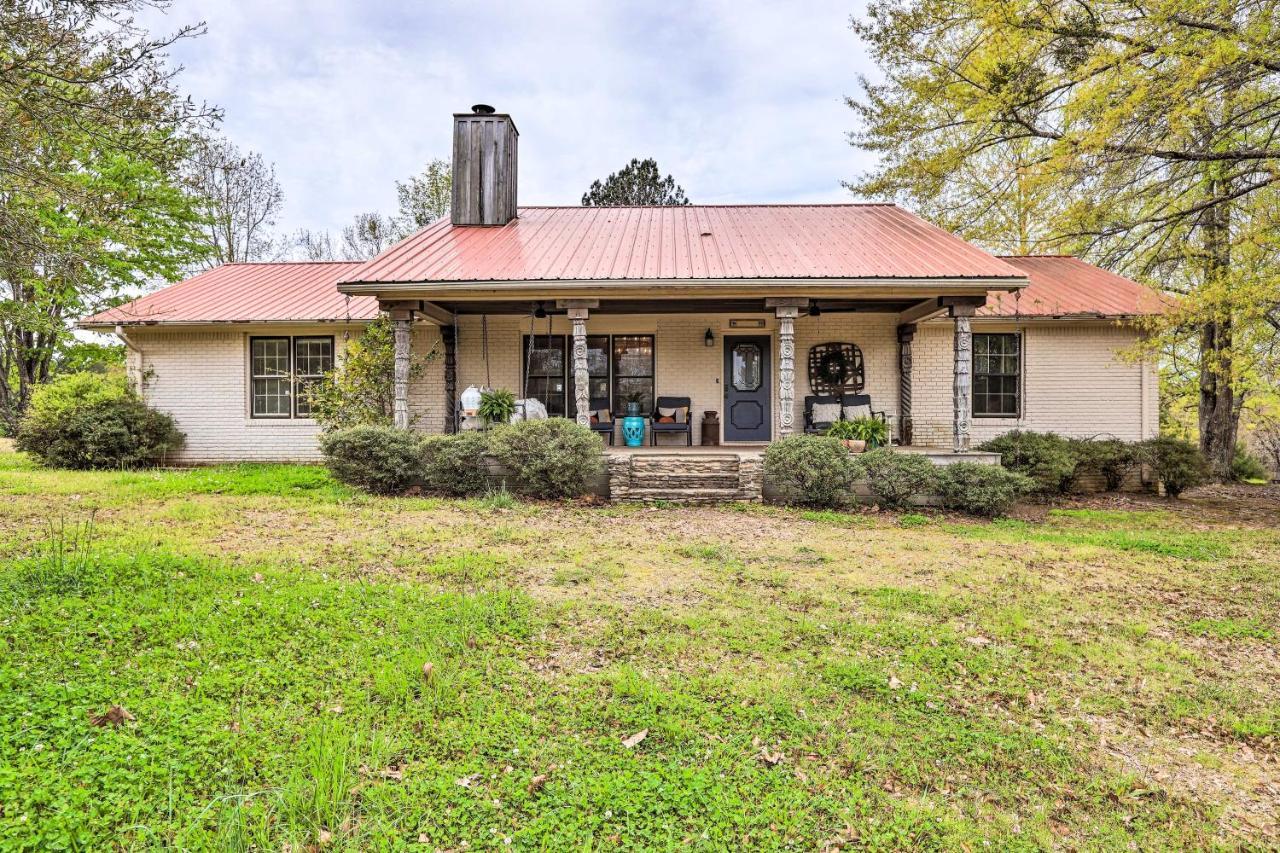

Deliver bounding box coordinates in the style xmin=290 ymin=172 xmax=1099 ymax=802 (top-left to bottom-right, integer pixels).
xmin=843 ymin=403 xmax=871 ymax=421
xmin=811 ymin=402 xmax=842 ymax=424
xmin=658 ymin=405 xmax=688 ymax=423
xmin=590 ymin=414 xmax=599 ymax=424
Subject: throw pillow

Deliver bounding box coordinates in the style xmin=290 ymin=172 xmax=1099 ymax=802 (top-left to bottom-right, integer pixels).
xmin=657 ymin=416 xmax=675 ymax=423
xmin=658 ymin=406 xmax=688 ymax=424
xmin=811 ymin=402 xmax=842 ymax=424
xmin=843 ymin=403 xmax=872 ymax=421
xmin=595 ymin=409 xmax=612 ymax=423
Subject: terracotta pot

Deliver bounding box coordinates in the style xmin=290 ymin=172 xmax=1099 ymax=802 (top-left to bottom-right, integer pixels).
xmin=842 ymin=439 xmax=867 ymax=453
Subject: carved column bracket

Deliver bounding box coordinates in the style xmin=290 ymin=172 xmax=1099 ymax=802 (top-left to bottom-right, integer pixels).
xmin=951 ymin=306 xmax=975 ymax=452
xmin=568 ymin=307 xmax=590 ymax=427
xmin=441 ymin=323 xmax=457 ymax=434
xmin=776 ymin=306 xmax=798 ymax=438
xmin=897 ymin=323 xmax=916 ymax=447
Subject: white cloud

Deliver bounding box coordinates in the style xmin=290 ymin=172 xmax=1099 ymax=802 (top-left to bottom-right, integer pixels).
xmin=143 ymin=0 xmax=879 ymax=234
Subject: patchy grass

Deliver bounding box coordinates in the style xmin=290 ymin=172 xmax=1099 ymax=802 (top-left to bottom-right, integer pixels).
xmin=1 ymin=449 xmax=1278 ymax=849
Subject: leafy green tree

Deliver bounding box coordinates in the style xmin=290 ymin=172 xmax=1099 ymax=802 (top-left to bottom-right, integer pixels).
xmin=848 ymin=0 xmax=1280 ymax=478
xmin=341 ymin=212 xmax=396 ymax=260
xmin=394 ymin=158 xmax=451 ymax=235
xmin=304 ymin=316 xmax=435 ymax=431
xmin=582 ymin=158 xmax=691 ymax=206
xmin=1 ymin=1 xmax=215 ymax=431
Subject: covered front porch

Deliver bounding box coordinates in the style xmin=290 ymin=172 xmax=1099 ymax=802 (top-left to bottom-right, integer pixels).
xmin=371 ymin=290 xmax=1008 ymax=455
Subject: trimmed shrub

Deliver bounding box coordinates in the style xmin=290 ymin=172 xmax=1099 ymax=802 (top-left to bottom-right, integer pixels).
xmin=978 ymin=430 xmax=1077 ymax=494
xmin=487 ymin=417 xmax=602 ymax=499
xmin=937 ymin=462 xmax=1034 ymax=517
xmin=320 ymin=425 xmax=422 ymax=494
xmin=763 ymin=434 xmax=859 ymax=507
xmin=1138 ymin=436 xmax=1209 ymax=497
xmin=1076 ymin=438 xmax=1139 ymax=492
xmin=860 ymin=448 xmax=939 ymax=509
xmin=16 ymin=373 xmax=183 ymax=469
xmin=1231 ymin=443 xmax=1269 ymax=483
xmin=420 ymin=432 xmax=492 ymax=496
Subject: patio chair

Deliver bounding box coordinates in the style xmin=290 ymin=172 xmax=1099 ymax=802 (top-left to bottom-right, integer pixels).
xmin=587 ymin=396 xmax=615 ymax=445
xmin=840 ymin=393 xmax=887 ymax=424
xmin=804 ymin=394 xmax=843 ymax=434
xmin=650 ymin=396 xmax=693 ymax=446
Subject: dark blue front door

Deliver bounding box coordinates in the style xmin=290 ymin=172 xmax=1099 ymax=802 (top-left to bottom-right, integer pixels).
xmin=723 ymin=336 xmax=771 ymax=441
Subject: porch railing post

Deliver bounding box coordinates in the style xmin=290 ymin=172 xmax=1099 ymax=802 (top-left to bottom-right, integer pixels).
xmin=951 ymin=306 xmax=975 ymax=452
xmin=775 ymin=306 xmax=798 ymax=438
xmin=897 ymin=323 xmax=916 ymax=446
xmin=389 ymin=307 xmax=413 ymax=430
xmin=568 ymin=307 xmax=590 ymax=427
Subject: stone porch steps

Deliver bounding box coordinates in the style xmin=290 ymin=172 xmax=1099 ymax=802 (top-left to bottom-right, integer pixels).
xmin=607 ymin=453 xmax=763 ymax=503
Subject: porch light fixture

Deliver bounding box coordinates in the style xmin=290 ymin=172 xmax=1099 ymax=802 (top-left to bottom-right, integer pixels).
xmin=704 ymin=328 xmax=715 ymax=347
xmin=808 ymin=302 xmax=822 ymax=317
xmin=533 ymin=301 xmax=547 ymax=319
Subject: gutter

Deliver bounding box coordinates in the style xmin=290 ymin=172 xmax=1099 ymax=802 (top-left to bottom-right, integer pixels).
xmin=114 ymin=324 xmax=144 ymax=394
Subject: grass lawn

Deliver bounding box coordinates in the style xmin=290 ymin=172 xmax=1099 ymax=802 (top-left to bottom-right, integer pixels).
xmin=1 ymin=448 xmax=1278 ymax=850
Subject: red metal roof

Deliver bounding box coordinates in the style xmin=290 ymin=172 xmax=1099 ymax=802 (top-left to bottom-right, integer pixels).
xmin=339 ymin=205 xmax=1026 ymax=285
xmin=80 ymin=262 xmax=379 ymax=328
xmin=984 ymin=256 xmax=1169 ymax=318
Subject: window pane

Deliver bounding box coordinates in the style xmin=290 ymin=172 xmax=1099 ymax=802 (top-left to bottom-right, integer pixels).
xmin=252 ymin=338 xmax=289 ymax=377
xmin=615 ymin=377 xmax=654 ymax=415
xmin=294 ymin=337 xmax=333 ymax=378
xmin=523 ymin=336 xmax=567 ymax=414
xmin=525 ymin=376 xmax=566 ymax=417
xmin=586 ymin=335 xmax=609 ymax=377
xmin=253 ymin=377 xmax=290 ymax=416
xmin=613 ymin=335 xmax=653 ymax=378
xmin=732 ymin=343 xmax=762 ymax=391
xmin=972 ymin=334 xmax=1019 ymax=416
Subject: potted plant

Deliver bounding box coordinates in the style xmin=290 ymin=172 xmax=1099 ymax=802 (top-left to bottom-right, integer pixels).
xmin=478 ymin=388 xmax=517 ymax=426
xmin=846 ymin=416 xmax=889 ymax=449
xmin=624 ymin=392 xmax=643 ymax=418
xmin=824 ymin=420 xmax=866 ymax=453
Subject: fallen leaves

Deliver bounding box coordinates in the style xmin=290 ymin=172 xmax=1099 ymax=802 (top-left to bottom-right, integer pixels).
xmin=528 ymin=772 xmax=550 ymax=794
xmin=422 ymin=661 xmax=435 ymax=682
xmin=89 ymin=705 xmax=134 ymax=727
xmin=359 ymin=763 xmax=405 ymax=782
xmin=621 ymin=729 xmax=648 ymax=749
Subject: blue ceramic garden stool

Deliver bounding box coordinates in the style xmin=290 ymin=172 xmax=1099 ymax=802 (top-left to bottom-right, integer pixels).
xmin=621 ymin=416 xmax=646 ymax=447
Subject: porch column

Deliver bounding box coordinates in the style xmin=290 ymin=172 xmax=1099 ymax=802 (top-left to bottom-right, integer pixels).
xmin=389 ymin=307 xmax=413 ymax=430
xmin=441 ymin=321 xmax=457 ymax=433
xmin=568 ymin=307 xmax=590 ymax=426
xmin=951 ymin=305 xmax=976 ymax=452
xmin=775 ymin=306 xmax=798 ymax=437
xmin=897 ymin=323 xmax=916 ymax=446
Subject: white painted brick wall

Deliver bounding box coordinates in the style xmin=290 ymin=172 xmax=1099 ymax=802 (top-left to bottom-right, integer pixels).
xmin=128 ymin=314 xmax=1157 ymax=461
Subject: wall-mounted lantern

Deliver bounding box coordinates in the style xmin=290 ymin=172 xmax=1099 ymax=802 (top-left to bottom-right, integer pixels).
xmin=704 ymin=328 xmax=715 ymax=347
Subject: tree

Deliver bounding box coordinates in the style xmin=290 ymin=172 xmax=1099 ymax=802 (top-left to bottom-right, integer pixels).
xmin=582 ymin=158 xmax=691 ymax=206
xmin=393 ymin=158 xmax=451 ymax=236
xmin=1 ymin=0 xmax=214 ymax=431
xmin=848 ymin=0 xmax=1280 ymax=478
xmin=185 ymin=135 xmax=284 ymax=266
xmin=292 ymin=229 xmax=338 ymax=261
xmin=304 ymin=315 xmax=433 ymax=431
xmin=342 ymin=213 xmax=396 ymax=260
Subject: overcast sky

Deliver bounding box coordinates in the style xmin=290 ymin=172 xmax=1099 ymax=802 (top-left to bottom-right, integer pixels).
xmin=142 ymin=1 xmax=878 ymax=237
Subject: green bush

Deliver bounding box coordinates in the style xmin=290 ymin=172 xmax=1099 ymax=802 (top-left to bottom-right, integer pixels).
xmin=978 ymin=430 xmax=1077 ymax=494
xmin=320 ymin=425 xmax=422 ymax=494
xmin=1138 ymin=436 xmax=1209 ymax=497
xmin=420 ymin=432 xmax=492 ymax=496
xmin=859 ymin=448 xmax=939 ymax=509
xmin=937 ymin=462 xmax=1034 ymax=517
xmin=1076 ymin=438 xmax=1139 ymax=491
xmin=15 ymin=373 xmax=183 ymax=469
xmin=763 ymin=434 xmax=859 ymax=507
xmin=487 ymin=418 xmax=602 ymax=499
xmin=1231 ymin=443 xmax=1269 ymax=483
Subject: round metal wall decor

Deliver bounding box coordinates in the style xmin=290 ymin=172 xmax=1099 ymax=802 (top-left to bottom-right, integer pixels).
xmin=807 ymin=342 xmax=866 ymax=395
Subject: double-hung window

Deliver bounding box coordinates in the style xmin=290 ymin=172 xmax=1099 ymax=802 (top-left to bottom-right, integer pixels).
xmin=972 ymin=333 xmax=1021 ymax=417
xmin=250 ymin=336 xmax=334 ymax=419
xmin=521 ymin=333 xmax=654 ymax=416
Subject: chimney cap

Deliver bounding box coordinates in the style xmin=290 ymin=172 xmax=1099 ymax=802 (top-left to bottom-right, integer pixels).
xmin=470 ymin=104 xmax=496 ymax=115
